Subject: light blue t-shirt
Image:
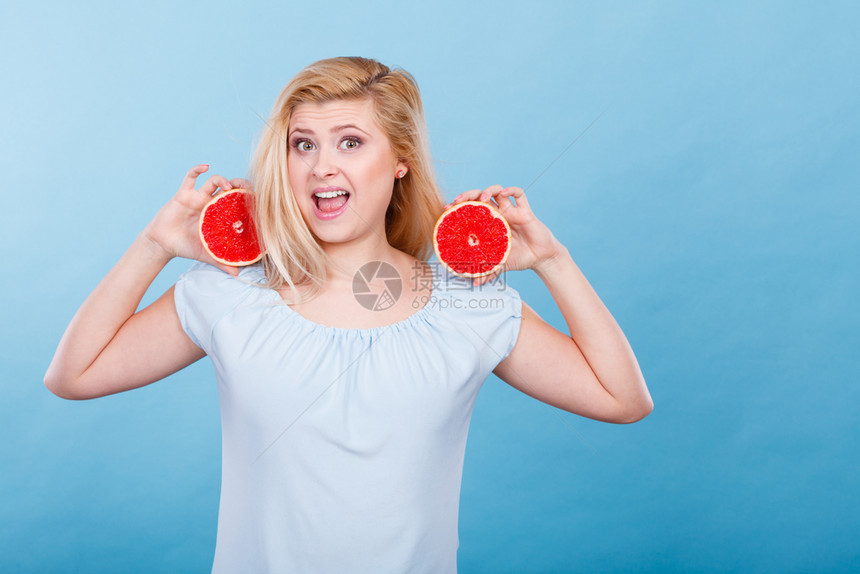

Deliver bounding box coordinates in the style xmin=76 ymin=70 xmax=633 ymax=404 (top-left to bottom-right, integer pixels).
xmin=174 ymin=260 xmax=522 ymax=573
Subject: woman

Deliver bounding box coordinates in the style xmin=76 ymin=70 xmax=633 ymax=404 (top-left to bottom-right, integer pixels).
xmin=45 ymin=57 xmax=652 ymax=572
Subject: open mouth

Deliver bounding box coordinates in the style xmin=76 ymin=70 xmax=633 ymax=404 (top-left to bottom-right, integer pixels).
xmin=313 ymin=189 xmax=351 ymax=215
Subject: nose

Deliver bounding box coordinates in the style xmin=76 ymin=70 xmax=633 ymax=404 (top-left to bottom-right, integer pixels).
xmin=311 ymin=147 xmax=338 ymax=179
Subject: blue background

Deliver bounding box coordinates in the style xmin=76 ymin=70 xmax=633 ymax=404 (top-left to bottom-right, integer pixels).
xmin=3 ymin=1 xmax=858 ymax=572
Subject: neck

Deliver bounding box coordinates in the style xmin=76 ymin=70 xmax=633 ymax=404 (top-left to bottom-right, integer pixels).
xmin=319 ymin=234 xmax=401 ymax=283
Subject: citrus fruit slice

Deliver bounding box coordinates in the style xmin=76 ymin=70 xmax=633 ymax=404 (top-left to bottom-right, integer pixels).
xmin=198 ymin=189 xmax=264 ymax=266
xmin=433 ymin=200 xmax=512 ymax=278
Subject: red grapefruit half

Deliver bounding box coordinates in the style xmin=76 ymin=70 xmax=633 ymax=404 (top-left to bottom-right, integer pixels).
xmin=433 ymin=201 xmax=512 ymax=278
xmin=198 ymin=189 xmax=264 ymax=266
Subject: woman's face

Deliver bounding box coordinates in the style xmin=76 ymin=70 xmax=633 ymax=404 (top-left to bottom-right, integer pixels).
xmin=287 ymin=98 xmax=406 ymax=248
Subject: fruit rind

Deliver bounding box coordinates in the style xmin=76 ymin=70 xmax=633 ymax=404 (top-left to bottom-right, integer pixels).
xmin=198 ymin=189 xmax=265 ymax=267
xmin=432 ymin=200 xmax=512 ymax=278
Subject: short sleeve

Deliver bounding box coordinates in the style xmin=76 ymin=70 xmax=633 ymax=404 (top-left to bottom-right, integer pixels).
xmin=173 ymin=262 xmax=263 ymax=353
xmin=431 ymin=269 xmax=523 ymax=374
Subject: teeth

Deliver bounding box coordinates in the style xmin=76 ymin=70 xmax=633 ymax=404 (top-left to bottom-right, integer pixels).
xmin=314 ymin=190 xmax=348 ymax=199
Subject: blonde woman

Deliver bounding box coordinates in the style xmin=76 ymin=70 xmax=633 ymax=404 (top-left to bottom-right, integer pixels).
xmin=46 ymin=57 xmax=652 ymax=572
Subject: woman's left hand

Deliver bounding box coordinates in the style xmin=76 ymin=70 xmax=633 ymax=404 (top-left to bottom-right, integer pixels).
xmin=448 ymin=185 xmax=566 ymax=285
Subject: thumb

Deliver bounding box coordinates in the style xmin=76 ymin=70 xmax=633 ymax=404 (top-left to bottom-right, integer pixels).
xmin=197 ymin=249 xmax=242 ymax=277
xmin=216 ymin=264 xmax=241 ymax=277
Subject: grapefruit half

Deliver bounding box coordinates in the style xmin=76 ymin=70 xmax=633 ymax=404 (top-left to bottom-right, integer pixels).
xmin=433 ymin=200 xmax=512 ymax=278
xmin=198 ymin=189 xmax=264 ymax=266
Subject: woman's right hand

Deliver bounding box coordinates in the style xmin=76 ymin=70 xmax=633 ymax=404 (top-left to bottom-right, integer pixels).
xmin=45 ymin=164 xmax=254 ymax=399
xmin=142 ymin=164 xmax=244 ymax=275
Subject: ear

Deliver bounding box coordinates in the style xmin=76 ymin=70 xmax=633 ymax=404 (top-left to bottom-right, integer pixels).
xmin=395 ymin=160 xmax=408 ymax=179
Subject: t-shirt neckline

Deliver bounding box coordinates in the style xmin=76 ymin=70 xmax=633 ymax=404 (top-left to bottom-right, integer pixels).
xmin=254 ymin=259 xmax=440 ymax=335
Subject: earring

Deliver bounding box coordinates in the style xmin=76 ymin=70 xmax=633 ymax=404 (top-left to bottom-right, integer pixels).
xmin=397 ymin=170 xmax=406 ymax=179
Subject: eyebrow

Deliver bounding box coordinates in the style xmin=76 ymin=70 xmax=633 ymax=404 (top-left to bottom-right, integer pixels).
xmin=289 ymin=124 xmax=371 ymax=137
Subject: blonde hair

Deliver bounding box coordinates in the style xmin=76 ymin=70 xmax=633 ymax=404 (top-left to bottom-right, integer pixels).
xmin=249 ymin=57 xmax=445 ymax=298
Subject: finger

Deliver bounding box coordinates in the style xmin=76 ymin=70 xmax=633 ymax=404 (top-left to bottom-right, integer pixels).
xmin=198 ymin=250 xmax=242 ymax=276
xmin=477 ymin=184 xmax=505 ymax=203
xmin=213 ymin=262 xmax=241 ymax=277
xmin=495 ymin=187 xmax=528 ymax=213
xmin=180 ymin=164 xmax=209 ymax=191
xmin=198 ymin=174 xmax=234 ymax=196
xmin=501 ymin=186 xmax=527 ymax=206
xmin=230 ymin=178 xmax=252 ymax=190
xmin=451 ymin=189 xmax=484 ymax=204
xmin=472 ymin=270 xmax=498 ymax=287
xmin=499 ymin=186 xmax=524 ymax=199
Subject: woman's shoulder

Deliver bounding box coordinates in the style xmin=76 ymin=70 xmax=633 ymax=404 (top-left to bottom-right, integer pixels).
xmin=173 ymin=262 xmax=271 ymax=351
xmin=424 ymin=260 xmax=522 ymax=319
xmin=174 ymin=262 xmax=269 ymax=317
xmin=421 ymin=260 xmax=523 ymax=363
xmin=177 ymin=261 xmax=267 ymax=294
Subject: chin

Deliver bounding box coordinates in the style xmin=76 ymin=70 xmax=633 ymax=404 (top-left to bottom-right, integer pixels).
xmin=307 ymin=222 xmax=358 ymax=246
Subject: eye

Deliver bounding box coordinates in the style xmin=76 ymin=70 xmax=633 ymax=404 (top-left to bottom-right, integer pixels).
xmin=293 ymin=139 xmax=315 ymax=152
xmin=339 ymin=137 xmax=361 ymax=151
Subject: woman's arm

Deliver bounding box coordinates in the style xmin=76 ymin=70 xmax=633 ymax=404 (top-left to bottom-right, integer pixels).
xmin=44 ymin=166 xmax=241 ymax=399
xmin=495 ymin=250 xmax=652 ymax=423
xmin=452 ymin=186 xmax=652 ymax=423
